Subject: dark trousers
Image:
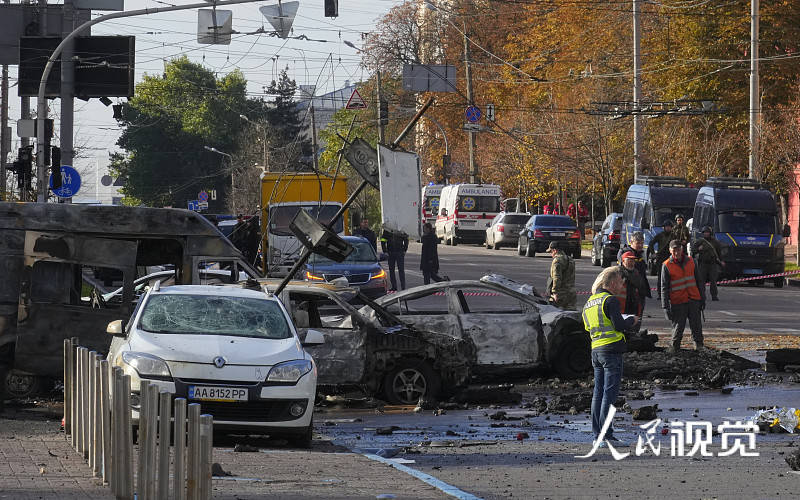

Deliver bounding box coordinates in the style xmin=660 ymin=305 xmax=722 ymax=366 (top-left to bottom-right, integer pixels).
xmin=698 ymin=263 xmax=720 ymax=299
xmin=422 ymin=269 xmax=444 ymax=285
xmin=670 ymin=300 xmax=703 ymax=349
xmin=388 ymin=252 xmax=406 ymax=290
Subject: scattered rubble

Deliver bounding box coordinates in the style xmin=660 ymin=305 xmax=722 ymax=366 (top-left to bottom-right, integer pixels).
xmin=632 ymin=405 xmax=659 ymax=420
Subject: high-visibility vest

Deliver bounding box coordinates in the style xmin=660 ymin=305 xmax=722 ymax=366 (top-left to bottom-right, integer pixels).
xmin=616 ymin=287 xmax=628 ymax=314
xmin=582 ymin=291 xmax=626 ymax=350
xmin=664 ymin=256 xmax=701 ymax=305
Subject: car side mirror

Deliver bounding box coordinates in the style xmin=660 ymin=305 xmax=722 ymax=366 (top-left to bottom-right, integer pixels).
xmin=783 ymin=224 xmax=791 ymax=238
xmin=301 ymin=329 xmax=325 ymax=347
xmin=106 ymin=319 xmax=125 ymax=336
xmin=379 ymin=252 xmax=388 ymax=261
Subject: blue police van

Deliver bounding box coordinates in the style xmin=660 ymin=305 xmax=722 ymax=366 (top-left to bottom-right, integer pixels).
xmin=621 ymin=176 xmax=699 ymax=274
xmin=690 ymin=177 xmax=788 ymax=287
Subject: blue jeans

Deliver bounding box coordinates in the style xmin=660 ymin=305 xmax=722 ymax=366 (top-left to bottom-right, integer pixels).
xmin=591 ymin=349 xmax=623 ymax=439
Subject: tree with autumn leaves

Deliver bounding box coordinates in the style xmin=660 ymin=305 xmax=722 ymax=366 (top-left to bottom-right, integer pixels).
xmin=323 ymin=0 xmax=800 ymax=219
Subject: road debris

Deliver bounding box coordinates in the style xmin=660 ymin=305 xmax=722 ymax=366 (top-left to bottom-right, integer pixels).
xmin=212 ymin=463 xmax=234 ymax=477
xmin=752 ymin=407 xmax=800 ymax=433
xmin=632 ymin=405 xmax=659 ymax=420
xmin=233 ymin=444 xmax=259 ymax=452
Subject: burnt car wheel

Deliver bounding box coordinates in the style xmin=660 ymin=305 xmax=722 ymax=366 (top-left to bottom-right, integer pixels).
xmin=383 ymin=359 xmax=441 ymax=405
xmin=4 ymin=370 xmax=43 ymax=399
xmin=555 ymin=334 xmax=591 ymax=379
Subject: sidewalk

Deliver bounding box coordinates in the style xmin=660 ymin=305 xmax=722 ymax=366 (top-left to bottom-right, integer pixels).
xmin=0 ymin=406 xmax=450 ymax=500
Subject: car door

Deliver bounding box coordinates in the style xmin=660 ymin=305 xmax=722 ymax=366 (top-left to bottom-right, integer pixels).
xmin=452 ymin=285 xmax=544 ymax=369
xmin=15 ymin=231 xmax=138 ymax=376
xmin=284 ymin=291 xmax=367 ymax=386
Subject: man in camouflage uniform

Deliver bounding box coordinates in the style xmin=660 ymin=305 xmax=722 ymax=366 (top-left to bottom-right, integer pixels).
xmin=546 ymin=241 xmax=576 ymax=309
xmin=691 ymin=225 xmax=725 ymax=301
xmin=649 ymin=219 xmax=675 ymax=300
xmin=673 ymin=214 xmax=691 ymax=246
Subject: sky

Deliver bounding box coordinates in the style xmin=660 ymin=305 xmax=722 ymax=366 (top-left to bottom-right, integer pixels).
xmin=5 ymin=0 xmax=399 ymax=201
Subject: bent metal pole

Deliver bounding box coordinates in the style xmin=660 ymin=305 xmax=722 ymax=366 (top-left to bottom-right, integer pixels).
xmin=35 ymin=0 xmax=270 ymax=202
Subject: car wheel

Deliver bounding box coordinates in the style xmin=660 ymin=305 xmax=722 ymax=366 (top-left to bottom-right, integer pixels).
xmin=591 ymin=244 xmax=601 ymax=266
xmin=485 ymin=237 xmax=492 ymax=249
xmin=555 ymin=334 xmax=592 ymax=379
xmin=517 ymin=240 xmax=524 ymax=256
xmin=573 ymin=247 xmax=582 ymax=259
xmin=383 ymin=359 xmax=441 ymax=405
xmin=774 ymin=277 xmax=785 ymax=288
xmin=525 ymin=243 xmax=534 ymax=257
xmin=4 ymin=369 xmax=43 ymax=398
xmin=600 ymin=251 xmax=611 ymax=268
xmin=286 ymin=421 xmax=313 ymax=449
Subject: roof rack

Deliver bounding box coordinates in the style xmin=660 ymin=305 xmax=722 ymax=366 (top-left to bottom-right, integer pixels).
xmin=635 ymin=176 xmax=690 ymax=187
xmin=704 ymin=177 xmax=766 ymax=190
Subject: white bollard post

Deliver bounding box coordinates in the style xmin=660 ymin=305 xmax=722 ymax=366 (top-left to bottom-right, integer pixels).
xmin=77 ymin=347 xmax=87 ymax=455
xmin=99 ymin=359 xmax=111 ymax=485
xmin=173 ymin=398 xmax=187 ymax=500
xmin=143 ymin=383 xmax=159 ymax=500
xmin=198 ymin=414 xmax=213 ymax=500
xmin=63 ymin=339 xmax=72 ymax=441
xmin=137 ymin=380 xmax=150 ymax=499
xmin=82 ymin=348 xmax=91 ymax=459
xmin=71 ymin=343 xmax=80 ymax=450
xmin=121 ymin=374 xmax=134 ymax=500
xmin=157 ymin=391 xmax=172 ymax=500
xmin=112 ymin=367 xmax=123 ymax=497
xmin=91 ymin=355 xmax=102 ymax=476
xmin=186 ymin=403 xmax=201 ymax=500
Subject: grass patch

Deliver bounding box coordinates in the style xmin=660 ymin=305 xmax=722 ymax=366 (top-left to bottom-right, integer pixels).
xmin=581 ymin=241 xmax=592 ymax=250
xmin=786 ymin=261 xmax=800 ymax=272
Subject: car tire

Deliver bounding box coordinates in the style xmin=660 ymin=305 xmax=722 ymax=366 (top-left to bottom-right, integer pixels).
xmin=555 ymin=334 xmax=592 ymax=379
xmin=286 ymin=421 xmax=313 ymax=449
xmin=600 ymin=252 xmax=611 ymax=268
xmin=4 ymin=369 xmax=43 ymax=399
xmin=525 ymin=243 xmax=534 ymax=257
xmin=485 ymin=238 xmax=492 ymax=250
xmin=573 ymin=247 xmax=582 ymax=259
xmin=517 ymin=240 xmax=524 ymax=256
xmin=494 ymin=241 xmax=501 ymax=250
xmin=591 ymin=245 xmax=601 ymax=266
xmin=383 ymin=359 xmax=441 ymax=405
xmin=774 ymin=277 xmax=785 ymax=288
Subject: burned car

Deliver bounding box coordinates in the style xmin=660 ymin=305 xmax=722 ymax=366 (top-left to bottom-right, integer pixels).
xmin=263 ymin=281 xmax=475 ymax=404
xmin=374 ymin=274 xmax=592 ymax=378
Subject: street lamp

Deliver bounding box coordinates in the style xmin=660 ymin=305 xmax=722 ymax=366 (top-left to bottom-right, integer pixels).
xmin=205 ymin=145 xmax=235 ymax=213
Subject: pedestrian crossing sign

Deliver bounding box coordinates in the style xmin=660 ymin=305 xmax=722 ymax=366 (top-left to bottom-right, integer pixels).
xmin=345 ymin=88 xmax=368 ymax=110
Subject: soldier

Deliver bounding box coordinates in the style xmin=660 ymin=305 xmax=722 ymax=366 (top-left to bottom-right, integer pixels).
xmin=547 ymin=241 xmax=576 ymax=309
xmin=649 ymin=220 xmax=675 ymax=300
xmin=691 ymin=225 xmax=725 ymax=301
xmin=673 ymin=213 xmax=690 ymax=246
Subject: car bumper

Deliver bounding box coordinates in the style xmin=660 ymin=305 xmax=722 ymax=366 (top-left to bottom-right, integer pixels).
xmin=128 ymin=374 xmax=316 ymax=430
xmin=495 ymin=234 xmax=520 ymax=245
xmin=533 ymin=238 xmax=580 ymax=252
xmin=455 ymin=228 xmax=490 ymax=242
xmin=602 ymin=243 xmax=620 ymax=259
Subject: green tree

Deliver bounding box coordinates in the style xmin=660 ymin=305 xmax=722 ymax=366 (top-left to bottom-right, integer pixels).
xmin=110 ymin=56 xmax=257 ymax=209
xmin=264 ymin=68 xmax=312 ymax=170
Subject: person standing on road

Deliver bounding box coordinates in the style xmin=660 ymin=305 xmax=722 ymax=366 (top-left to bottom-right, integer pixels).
xmin=353 ymin=218 xmax=377 ymax=251
xmin=616 ymin=232 xmax=651 ymax=318
xmin=567 ymin=202 xmax=576 ymax=220
xmin=673 ymin=214 xmax=690 ymax=247
xmin=582 ymin=266 xmax=638 ymax=444
xmin=543 ymin=201 xmax=553 ymax=215
xmin=619 ymin=252 xmax=647 ymax=324
xmin=661 ymin=240 xmax=706 ymax=351
xmin=577 ymin=201 xmax=589 ymax=239
xmin=649 ymin=219 xmax=675 ymax=300
xmin=546 ymin=241 xmax=576 ymax=310
xmin=381 ymin=230 xmax=409 ymax=291
xmin=691 ymin=225 xmax=725 ymax=301
xmin=420 ymin=223 xmax=445 ymax=284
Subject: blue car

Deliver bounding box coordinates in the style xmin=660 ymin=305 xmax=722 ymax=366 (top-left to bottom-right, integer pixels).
xmin=304 ymin=236 xmax=388 ymax=299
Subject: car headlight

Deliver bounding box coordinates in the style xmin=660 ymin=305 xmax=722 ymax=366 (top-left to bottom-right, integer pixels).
xmin=121 ymin=352 xmax=172 ymax=378
xmin=370 ymin=269 xmax=386 ymax=280
xmin=266 ymin=359 xmax=312 ymax=383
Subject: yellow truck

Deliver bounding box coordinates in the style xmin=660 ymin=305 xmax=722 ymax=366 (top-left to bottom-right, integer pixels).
xmin=261 ymin=172 xmax=349 ymax=276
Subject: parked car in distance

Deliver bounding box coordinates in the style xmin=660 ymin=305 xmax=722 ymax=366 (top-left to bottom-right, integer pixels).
xmin=107 ymin=283 xmax=323 ymax=447
xmin=517 ymin=215 xmax=581 ymax=259
xmin=304 ymin=236 xmax=388 ymax=300
xmin=485 ymin=212 xmax=531 ymax=249
xmin=591 ymin=213 xmax=623 ymax=267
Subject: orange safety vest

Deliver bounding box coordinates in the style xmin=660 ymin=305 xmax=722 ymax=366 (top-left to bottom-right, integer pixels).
xmin=616 ymin=287 xmax=628 ymax=314
xmin=664 ymin=256 xmax=701 ymax=305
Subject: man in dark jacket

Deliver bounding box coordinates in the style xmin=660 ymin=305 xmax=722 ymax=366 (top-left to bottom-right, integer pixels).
xmin=381 ymin=230 xmax=409 ymax=291
xmin=691 ymin=225 xmax=725 ymax=301
xmin=420 ymin=223 xmax=445 ymax=284
xmin=649 ymin=219 xmax=675 ymax=299
xmin=353 ymin=218 xmax=377 ymax=251
xmin=617 ymin=231 xmax=651 ymax=316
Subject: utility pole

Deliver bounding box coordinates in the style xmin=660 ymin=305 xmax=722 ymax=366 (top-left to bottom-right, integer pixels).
xmin=60 ymin=0 xmax=76 ymax=203
xmin=463 ymin=21 xmax=478 ymax=184
xmin=376 ymin=70 xmax=385 ymax=144
xmin=749 ymin=0 xmax=759 ymax=179
xmin=26 ymin=0 xmax=49 ymax=201
xmin=1 ymin=62 xmax=7 ymax=201
xmin=632 ymin=0 xmax=643 ymax=183
xmin=309 ymin=98 xmax=319 ymax=172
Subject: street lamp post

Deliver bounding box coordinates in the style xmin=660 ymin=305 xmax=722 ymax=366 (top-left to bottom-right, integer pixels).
xmin=35 ymin=0 xmax=270 ymax=202
xmin=204 ymin=145 xmax=234 ymax=213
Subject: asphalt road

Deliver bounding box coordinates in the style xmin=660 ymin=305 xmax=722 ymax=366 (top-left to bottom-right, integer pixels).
xmin=398 ymin=240 xmax=800 ymax=335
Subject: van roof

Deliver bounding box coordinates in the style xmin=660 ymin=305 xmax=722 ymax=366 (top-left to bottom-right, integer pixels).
xmin=708 ymin=187 xmax=776 ymax=212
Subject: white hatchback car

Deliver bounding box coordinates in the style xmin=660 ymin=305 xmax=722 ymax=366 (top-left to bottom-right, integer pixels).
xmin=107 ymin=283 xmax=323 ymax=447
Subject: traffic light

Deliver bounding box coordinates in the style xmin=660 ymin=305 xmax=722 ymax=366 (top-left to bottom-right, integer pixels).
xmin=379 ymin=99 xmax=389 ymax=126
xmin=16 ymin=146 xmax=34 ymax=190
xmin=51 ymin=146 xmax=61 ymax=167
xmin=324 ymin=0 xmax=338 ymax=18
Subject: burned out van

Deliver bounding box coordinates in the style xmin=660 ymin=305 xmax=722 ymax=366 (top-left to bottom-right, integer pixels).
xmin=0 ymin=202 xmax=260 ymax=397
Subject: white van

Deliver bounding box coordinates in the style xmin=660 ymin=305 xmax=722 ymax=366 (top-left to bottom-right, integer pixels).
xmin=421 ymin=184 xmax=443 ymax=227
xmin=436 ymin=184 xmax=502 ymax=245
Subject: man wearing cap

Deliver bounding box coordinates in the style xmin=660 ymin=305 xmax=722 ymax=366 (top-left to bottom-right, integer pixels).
xmin=547 ymin=241 xmax=576 ymax=310
xmin=673 ymin=214 xmax=690 ymax=246
xmin=619 ymin=251 xmax=648 ymax=322
xmin=649 ymin=220 xmax=675 ymax=299
xmin=617 ymin=232 xmax=651 ymax=319
xmin=691 ymin=225 xmax=725 ymax=301
xmin=661 ymin=240 xmax=706 ymax=351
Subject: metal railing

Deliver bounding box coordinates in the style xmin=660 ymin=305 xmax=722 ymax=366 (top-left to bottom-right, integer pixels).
xmin=64 ymin=338 xmax=213 ymax=499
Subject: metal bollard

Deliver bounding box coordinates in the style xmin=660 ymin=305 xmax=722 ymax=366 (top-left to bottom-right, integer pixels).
xmin=136 ymin=380 xmax=150 ymax=499
xmin=71 ymin=343 xmax=80 ymax=450
xmin=63 ymin=339 xmax=72 ymax=440
xmin=157 ymin=391 xmax=172 ymax=500
xmin=198 ymin=414 xmax=213 ymax=500
xmin=186 ymin=403 xmax=201 ymax=500
xmin=112 ymin=367 xmax=123 ymax=497
xmin=82 ymin=348 xmax=91 ymax=458
xmin=143 ymin=383 xmax=159 ymax=500
xmin=99 ymin=360 xmax=111 ymax=485
xmin=88 ymin=352 xmax=96 ymax=468
xmin=91 ymin=355 xmax=101 ymax=475
xmin=77 ymin=347 xmax=87 ymax=455
xmin=120 ymin=374 xmax=134 ymax=500
xmin=173 ymin=398 xmax=187 ymax=500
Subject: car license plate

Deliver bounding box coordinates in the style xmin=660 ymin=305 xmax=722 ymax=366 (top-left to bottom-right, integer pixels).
xmin=460 ymin=220 xmax=475 ymax=225
xmin=743 ymin=268 xmax=762 ymax=275
xmin=188 ymin=386 xmax=248 ymax=402
xmin=550 ymin=232 xmax=565 ymax=237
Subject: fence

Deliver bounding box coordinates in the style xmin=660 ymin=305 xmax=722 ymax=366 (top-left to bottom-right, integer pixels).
xmin=64 ymin=338 xmax=214 ymax=499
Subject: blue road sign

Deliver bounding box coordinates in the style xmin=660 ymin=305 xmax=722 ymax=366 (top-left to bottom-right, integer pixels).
xmin=49 ymin=165 xmax=81 ymax=198
xmin=465 ymin=105 xmax=482 ymax=123
xmin=187 ymin=200 xmax=199 ymax=211
xmin=198 ymin=190 xmax=209 ymax=202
